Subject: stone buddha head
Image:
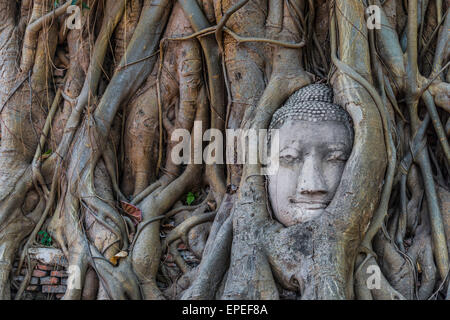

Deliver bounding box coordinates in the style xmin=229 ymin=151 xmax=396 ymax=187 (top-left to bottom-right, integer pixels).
xmin=268 ymin=84 xmax=354 ymax=227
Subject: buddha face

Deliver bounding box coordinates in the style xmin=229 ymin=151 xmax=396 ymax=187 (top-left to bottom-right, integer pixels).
xmin=268 ymin=119 xmax=353 ymax=227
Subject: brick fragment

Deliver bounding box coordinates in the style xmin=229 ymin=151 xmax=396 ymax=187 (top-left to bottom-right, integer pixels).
xmin=26 ymin=286 xmax=39 ymax=291
xmin=50 ymin=270 xmax=67 ymax=277
xmin=37 ymin=264 xmax=54 ymax=271
xmin=14 ymin=276 xmax=39 ymax=285
xmin=42 ymin=285 xmax=67 ymax=294
xmin=40 ymin=276 xmax=59 ymax=285
xmin=32 ymin=270 xmax=47 ymax=277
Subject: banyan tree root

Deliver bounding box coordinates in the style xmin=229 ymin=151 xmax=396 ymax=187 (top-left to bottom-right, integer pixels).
xmin=0 ymin=0 xmax=61 ymax=298
xmin=122 ymin=2 xmax=203 ymax=197
xmin=5 ymin=0 xmax=208 ymax=300
xmin=0 ymin=0 xmax=448 ymax=300
xmin=130 ymin=83 xmax=209 ymax=300
xmin=181 ymin=194 xmax=235 ymax=299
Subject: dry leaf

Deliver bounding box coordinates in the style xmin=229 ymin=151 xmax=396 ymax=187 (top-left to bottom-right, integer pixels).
xmin=109 ymin=251 xmax=128 ymax=266
xmin=120 ymin=201 xmax=142 ymax=224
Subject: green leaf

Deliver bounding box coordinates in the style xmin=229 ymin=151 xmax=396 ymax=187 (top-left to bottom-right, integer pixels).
xmin=38 ymin=230 xmax=52 ymax=246
xmin=43 ymin=149 xmax=52 ymax=156
xmin=186 ymin=192 xmax=195 ymax=205
xmin=41 ymin=233 xmax=52 ymax=246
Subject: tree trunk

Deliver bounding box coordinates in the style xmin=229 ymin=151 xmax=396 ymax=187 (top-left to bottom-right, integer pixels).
xmin=0 ymin=0 xmax=448 ymax=300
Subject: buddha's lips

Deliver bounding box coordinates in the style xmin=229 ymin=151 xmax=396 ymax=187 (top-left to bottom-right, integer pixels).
xmin=288 ymin=199 xmax=330 ymax=210
xmin=289 ymin=198 xmax=330 ymax=206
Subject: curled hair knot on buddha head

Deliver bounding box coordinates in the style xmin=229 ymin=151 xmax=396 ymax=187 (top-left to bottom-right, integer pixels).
xmin=269 ymin=84 xmax=354 ymax=143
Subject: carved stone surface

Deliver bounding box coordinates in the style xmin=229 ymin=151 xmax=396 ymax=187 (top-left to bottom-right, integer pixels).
xmin=268 ymin=84 xmax=354 ymax=226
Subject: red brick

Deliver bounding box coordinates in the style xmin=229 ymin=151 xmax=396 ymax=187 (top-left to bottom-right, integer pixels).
xmin=13 ymin=275 xmax=39 ymax=286
xmin=40 ymin=276 xmax=59 ymax=285
xmin=26 ymin=285 xmax=39 ymax=291
xmin=32 ymin=270 xmax=47 ymax=277
xmin=42 ymin=285 xmax=66 ymax=294
xmin=37 ymin=264 xmax=54 ymax=271
xmin=50 ymin=270 xmax=67 ymax=277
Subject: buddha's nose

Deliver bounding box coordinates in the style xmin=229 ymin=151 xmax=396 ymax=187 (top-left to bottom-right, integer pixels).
xmin=296 ymin=154 xmax=328 ymax=196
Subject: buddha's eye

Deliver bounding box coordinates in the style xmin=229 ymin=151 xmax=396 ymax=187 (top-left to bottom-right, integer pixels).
xmin=326 ymin=151 xmax=348 ymax=162
xmin=280 ymin=154 xmax=298 ymax=164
